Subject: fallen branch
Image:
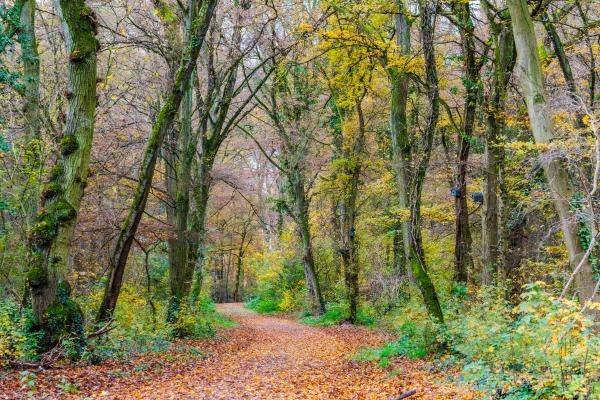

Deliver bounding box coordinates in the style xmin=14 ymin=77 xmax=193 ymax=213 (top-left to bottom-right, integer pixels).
xmin=87 ymin=319 xmax=115 ymax=339
xmin=395 ymin=390 xmax=417 ymax=400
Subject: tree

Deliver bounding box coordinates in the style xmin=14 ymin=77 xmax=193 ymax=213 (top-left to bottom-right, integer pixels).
xmin=508 ymin=0 xmax=599 ymax=314
xmin=481 ymin=1 xmax=515 ymax=285
xmin=97 ymin=0 xmax=217 ymax=323
xmin=27 ymin=0 xmax=98 ymax=347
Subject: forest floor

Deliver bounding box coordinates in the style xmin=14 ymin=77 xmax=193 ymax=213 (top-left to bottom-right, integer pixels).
xmin=1 ymin=303 xmax=477 ymax=399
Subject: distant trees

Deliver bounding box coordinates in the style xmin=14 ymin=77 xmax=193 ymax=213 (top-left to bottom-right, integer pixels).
xmin=0 ymin=0 xmax=598 ymax=354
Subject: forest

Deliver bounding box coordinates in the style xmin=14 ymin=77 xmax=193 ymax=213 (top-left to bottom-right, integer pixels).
xmin=0 ymin=0 xmax=599 ymax=399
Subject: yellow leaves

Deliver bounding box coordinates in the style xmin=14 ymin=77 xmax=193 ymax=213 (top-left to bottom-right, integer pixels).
xmin=386 ymin=54 xmax=424 ymax=76
xmin=504 ymin=140 xmax=550 ymax=155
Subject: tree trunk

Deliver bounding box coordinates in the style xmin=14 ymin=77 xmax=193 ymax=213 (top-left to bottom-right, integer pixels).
xmin=452 ymin=1 xmax=478 ymax=284
xmin=542 ymin=13 xmax=584 ymax=128
xmin=402 ymin=0 xmax=444 ymax=324
xmin=388 ymin=2 xmax=412 ymax=284
xmin=481 ymin=6 xmax=515 ymax=285
xmin=339 ymin=100 xmax=365 ymax=323
xmin=97 ymin=0 xmax=217 ymax=323
xmin=188 ymin=156 xmax=214 ymax=308
xmin=292 ymin=169 xmax=325 ymax=315
xmin=27 ymin=0 xmax=98 ymax=348
xmin=509 ymin=0 xmax=599 ymax=312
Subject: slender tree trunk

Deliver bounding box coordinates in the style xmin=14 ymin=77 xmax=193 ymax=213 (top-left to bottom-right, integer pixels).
xmin=388 ymin=3 xmax=412 ymax=284
xmin=291 ymin=169 xmax=325 ymax=315
xmin=542 ymin=13 xmax=584 ymax=128
xmin=406 ymin=0 xmax=444 ymax=324
xmin=189 ymin=156 xmax=214 ymax=308
xmin=481 ymin=7 xmax=515 ymax=285
xmin=19 ymin=0 xmax=41 ymax=223
xmin=452 ymin=1 xmax=478 ymax=284
xmin=27 ymin=0 xmax=98 ymax=347
xmin=509 ymin=0 xmax=599 ymax=313
xmin=97 ymin=0 xmax=217 ymax=323
xmin=340 ymin=100 xmax=365 ymax=323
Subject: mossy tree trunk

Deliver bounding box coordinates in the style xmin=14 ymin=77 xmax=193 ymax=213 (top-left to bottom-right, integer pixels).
xmin=27 ymin=0 xmax=98 ymax=348
xmin=509 ymin=0 xmax=599 ymax=314
xmin=481 ymin=3 xmax=515 ymax=285
xmin=408 ymin=0 xmax=444 ymax=324
xmin=292 ymin=168 xmax=325 ymax=316
xmin=97 ymin=0 xmax=217 ymax=323
xmin=15 ymin=0 xmax=42 ymax=224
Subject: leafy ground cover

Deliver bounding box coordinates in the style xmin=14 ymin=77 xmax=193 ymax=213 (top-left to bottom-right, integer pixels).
xmin=1 ymin=303 xmax=477 ymax=399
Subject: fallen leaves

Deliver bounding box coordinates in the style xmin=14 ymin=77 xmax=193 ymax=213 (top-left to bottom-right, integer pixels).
xmin=0 ymin=304 xmax=477 ymax=399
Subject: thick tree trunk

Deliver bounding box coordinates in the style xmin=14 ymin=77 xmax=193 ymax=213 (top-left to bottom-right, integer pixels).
xmin=166 ymin=77 xmax=197 ymax=322
xmin=97 ymin=0 xmax=217 ymax=323
xmin=27 ymin=0 xmax=98 ymax=348
xmin=481 ymin=8 xmax=515 ymax=285
xmin=509 ymin=0 xmax=599 ymax=312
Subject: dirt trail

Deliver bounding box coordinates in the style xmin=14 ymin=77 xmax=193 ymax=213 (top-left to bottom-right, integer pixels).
xmin=1 ymin=304 xmax=476 ymax=399
xmin=120 ymin=304 xmax=473 ymax=400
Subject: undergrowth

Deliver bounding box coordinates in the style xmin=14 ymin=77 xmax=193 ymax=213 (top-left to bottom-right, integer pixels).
xmin=0 ymin=286 xmax=234 ymax=367
xmin=356 ymin=283 xmax=599 ymax=400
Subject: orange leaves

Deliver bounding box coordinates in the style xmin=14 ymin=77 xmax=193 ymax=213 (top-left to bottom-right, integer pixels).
xmin=0 ymin=304 xmax=477 ymax=399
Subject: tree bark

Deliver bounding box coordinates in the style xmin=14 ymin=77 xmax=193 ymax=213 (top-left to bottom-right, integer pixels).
xmin=19 ymin=0 xmax=41 ymax=222
xmin=292 ymin=169 xmax=325 ymax=315
xmin=27 ymin=0 xmax=98 ymax=347
xmin=509 ymin=0 xmax=599 ymax=313
xmin=451 ymin=1 xmax=478 ymax=284
xmin=407 ymin=0 xmax=444 ymax=323
xmin=338 ymin=99 xmax=365 ymax=323
xmin=388 ymin=1 xmax=412 ymax=284
xmin=481 ymin=3 xmax=515 ymax=285
xmin=97 ymin=0 xmax=217 ymax=323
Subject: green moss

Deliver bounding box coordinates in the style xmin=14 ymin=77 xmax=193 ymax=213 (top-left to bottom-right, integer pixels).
xmin=60 ymin=134 xmax=78 ymax=155
xmin=26 ymin=265 xmax=48 ymax=288
xmin=49 ymin=164 xmax=63 ymax=180
xmin=44 ymin=282 xmax=85 ymax=354
xmin=48 ymin=199 xmax=77 ymax=222
xmin=42 ymin=182 xmax=62 ymax=199
xmin=29 ymin=217 xmax=59 ymax=247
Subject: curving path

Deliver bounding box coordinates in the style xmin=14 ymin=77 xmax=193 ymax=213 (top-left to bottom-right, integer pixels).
xmin=120 ymin=303 xmax=474 ymax=400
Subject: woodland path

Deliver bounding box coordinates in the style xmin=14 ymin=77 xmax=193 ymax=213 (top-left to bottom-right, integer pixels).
xmin=1 ymin=304 xmax=476 ymax=399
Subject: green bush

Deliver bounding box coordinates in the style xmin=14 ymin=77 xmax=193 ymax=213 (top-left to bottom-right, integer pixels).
xmin=300 ymin=301 xmax=376 ymax=327
xmin=0 ymin=299 xmax=40 ymax=367
xmin=447 ymin=283 xmax=599 ymax=399
xmin=245 ymin=258 xmax=306 ymax=314
xmin=358 ymin=284 xmax=599 ymax=399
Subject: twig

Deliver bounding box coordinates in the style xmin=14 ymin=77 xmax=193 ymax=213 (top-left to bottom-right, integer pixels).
xmin=395 ymin=389 xmax=417 ymax=399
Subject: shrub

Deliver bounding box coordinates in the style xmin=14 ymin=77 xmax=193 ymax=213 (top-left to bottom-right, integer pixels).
xmin=0 ymin=299 xmax=40 ymax=367
xmin=300 ymin=301 xmax=377 ymax=327
xmin=357 ymin=284 xmax=599 ymax=399
xmin=447 ymin=283 xmax=599 ymax=399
